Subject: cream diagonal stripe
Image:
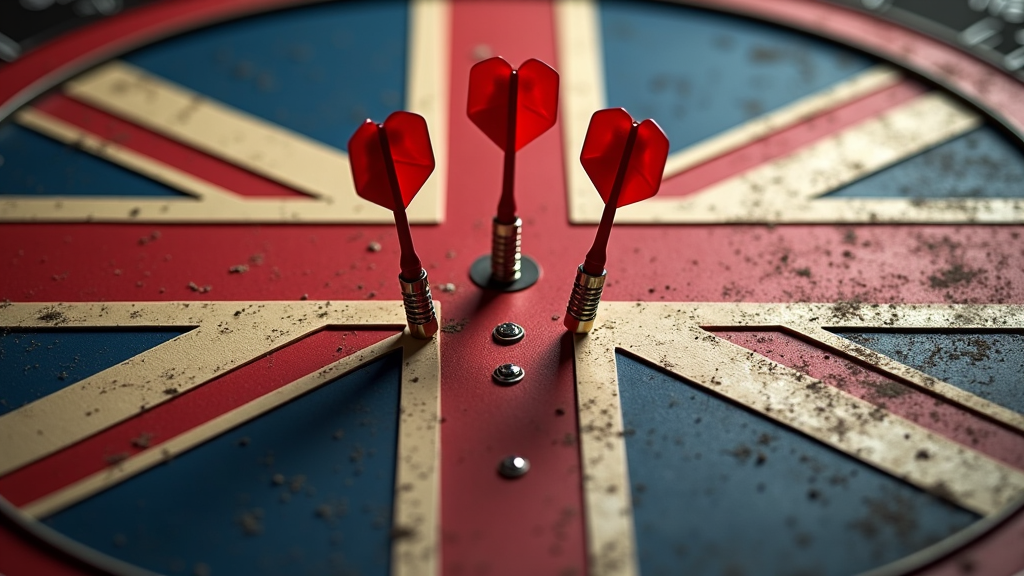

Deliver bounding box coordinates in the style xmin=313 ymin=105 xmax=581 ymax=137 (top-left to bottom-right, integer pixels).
xmin=556 ymin=0 xmax=1024 ymax=224
xmin=6 ymin=106 xmax=377 ymax=223
xmin=556 ymin=0 xmax=903 ymax=185
xmin=4 ymin=0 xmax=448 ymax=224
xmin=14 ymin=328 xmax=440 ymax=576
xmin=574 ymin=301 xmax=1024 ymax=576
xmin=605 ymin=92 xmax=1009 ymax=224
xmin=659 ymin=65 xmax=904 ymax=179
xmin=792 ymin=325 xmax=1024 ymax=434
xmin=0 ymin=301 xmax=410 ymax=477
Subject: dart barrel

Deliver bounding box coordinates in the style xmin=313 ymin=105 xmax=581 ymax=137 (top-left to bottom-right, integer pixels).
xmin=398 ymin=269 xmax=439 ymax=339
xmin=563 ymin=264 xmax=607 ymax=333
xmin=490 ymin=217 xmax=523 ymax=283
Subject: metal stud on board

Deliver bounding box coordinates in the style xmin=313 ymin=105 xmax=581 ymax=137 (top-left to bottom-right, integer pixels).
xmin=492 ymin=363 xmax=525 ymax=385
xmin=492 ymin=322 xmax=525 ymax=345
xmin=498 ymin=455 xmax=530 ymax=479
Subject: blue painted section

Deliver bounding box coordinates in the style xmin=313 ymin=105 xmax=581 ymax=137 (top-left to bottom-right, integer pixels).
xmin=828 ymin=126 xmax=1024 ymax=198
xmin=0 ymin=124 xmax=187 ymax=197
xmin=834 ymin=332 xmax=1024 ymax=414
xmin=616 ymin=353 xmax=977 ymax=576
xmin=0 ymin=330 xmax=187 ymax=416
xmin=124 ymin=1 xmax=408 ymax=153
xmin=45 ymin=351 xmax=403 ymax=576
xmin=600 ymin=0 xmax=875 ymax=153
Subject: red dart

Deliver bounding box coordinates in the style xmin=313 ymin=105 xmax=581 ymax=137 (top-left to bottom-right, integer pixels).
xmin=468 ymin=56 xmax=559 ymax=224
xmin=348 ymin=111 xmax=435 ymax=281
xmin=579 ymin=108 xmax=669 ymax=276
xmin=349 ymin=111 xmax=438 ymax=338
xmin=564 ymin=108 xmax=669 ymax=333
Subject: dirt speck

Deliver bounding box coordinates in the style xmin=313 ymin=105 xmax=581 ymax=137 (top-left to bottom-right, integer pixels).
xmin=131 ymin=433 xmax=154 ymax=449
xmin=37 ymin=308 xmax=67 ymax=325
xmin=928 ymin=264 xmax=983 ymax=289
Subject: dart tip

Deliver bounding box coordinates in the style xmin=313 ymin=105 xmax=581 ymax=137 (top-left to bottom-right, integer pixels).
xmin=563 ymin=264 xmax=607 ymax=334
xmin=563 ymin=314 xmax=596 ymax=334
xmin=409 ymin=315 xmax=439 ymax=339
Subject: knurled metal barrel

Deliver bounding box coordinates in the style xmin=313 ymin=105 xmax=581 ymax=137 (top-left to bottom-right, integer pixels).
xmin=563 ymin=264 xmax=607 ymax=333
xmin=490 ymin=217 xmax=523 ymax=283
xmin=399 ymin=269 xmax=438 ymax=339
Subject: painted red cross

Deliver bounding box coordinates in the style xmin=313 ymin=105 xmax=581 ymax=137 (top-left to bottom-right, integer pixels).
xmin=1 ymin=1 xmax=1023 ymax=575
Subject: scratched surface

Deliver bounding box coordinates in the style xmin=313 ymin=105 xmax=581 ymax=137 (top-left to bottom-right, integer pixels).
xmin=44 ymin=352 xmax=403 ymax=576
xmin=599 ymin=0 xmax=875 ymax=153
xmin=0 ymin=329 xmax=186 ymax=416
xmin=1 ymin=0 xmax=1024 ymax=575
xmin=616 ymin=352 xmax=978 ymax=576
xmin=124 ymin=0 xmax=408 ymax=152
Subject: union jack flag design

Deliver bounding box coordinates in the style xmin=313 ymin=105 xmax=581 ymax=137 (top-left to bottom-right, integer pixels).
xmin=1 ymin=1 xmax=1023 ymax=576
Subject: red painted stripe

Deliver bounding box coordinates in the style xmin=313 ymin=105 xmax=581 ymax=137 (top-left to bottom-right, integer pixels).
xmin=0 ymin=328 xmax=397 ymax=508
xmin=714 ymin=330 xmax=1024 ymax=471
xmin=660 ymin=78 xmax=926 ymax=197
xmin=33 ymin=94 xmax=308 ymax=198
xmin=441 ymin=2 xmax=588 ymax=575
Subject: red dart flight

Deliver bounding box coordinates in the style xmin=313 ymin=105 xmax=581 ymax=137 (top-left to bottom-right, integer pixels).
xmin=467 ymin=56 xmax=559 ymax=283
xmin=348 ymin=111 xmax=439 ymax=338
xmin=565 ymin=107 xmax=670 ymax=333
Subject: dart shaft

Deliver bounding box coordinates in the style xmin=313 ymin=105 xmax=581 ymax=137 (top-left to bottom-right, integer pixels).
xmin=378 ymin=125 xmax=424 ymax=281
xmin=583 ymin=122 xmax=638 ymax=276
xmin=497 ymin=70 xmax=519 ymax=224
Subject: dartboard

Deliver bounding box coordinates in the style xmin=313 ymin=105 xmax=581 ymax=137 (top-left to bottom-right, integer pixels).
xmin=1 ymin=1 xmax=1023 ymax=575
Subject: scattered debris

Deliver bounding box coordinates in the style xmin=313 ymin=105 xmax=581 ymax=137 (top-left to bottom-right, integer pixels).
xmin=238 ymin=509 xmax=264 ymax=536
xmin=131 ymin=433 xmax=154 ymax=449
xmin=391 ymin=525 xmax=416 ymax=540
xmin=439 ymin=283 xmax=456 ymax=293
xmin=928 ymin=264 xmax=983 ymax=289
xmin=36 ymin=307 xmax=67 ymax=325
xmin=229 ymin=264 xmax=249 ymax=274
xmin=105 ymin=452 xmax=130 ymax=466
xmin=441 ymin=318 xmax=469 ymax=333
xmin=138 ymin=231 xmax=161 ymax=245
xmin=188 ymin=282 xmax=212 ymax=294
xmin=367 ymin=241 xmax=382 ymax=253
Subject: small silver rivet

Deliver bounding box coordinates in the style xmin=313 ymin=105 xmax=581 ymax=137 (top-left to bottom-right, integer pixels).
xmin=492 ymin=322 xmax=525 ymax=345
xmin=498 ymin=455 xmax=530 ymax=479
xmin=492 ymin=363 xmax=525 ymax=385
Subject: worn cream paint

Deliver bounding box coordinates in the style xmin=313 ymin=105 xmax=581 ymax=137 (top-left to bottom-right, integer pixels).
xmin=555 ymin=0 xmax=1023 ymax=224
xmin=574 ymin=301 xmax=1024 ymax=576
xmin=2 ymin=0 xmax=449 ymax=224
xmin=0 ymin=300 xmax=440 ymax=576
